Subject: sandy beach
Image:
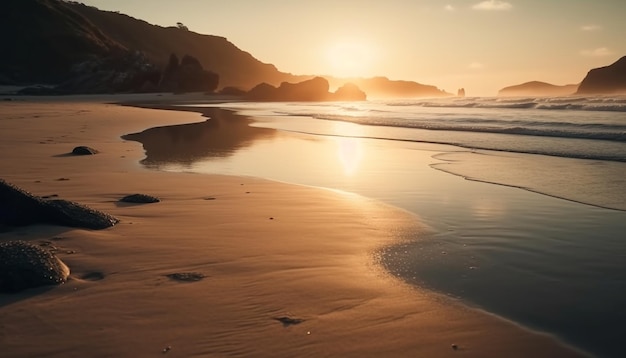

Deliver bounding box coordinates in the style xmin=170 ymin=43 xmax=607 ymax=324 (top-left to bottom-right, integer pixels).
xmin=0 ymin=96 xmax=588 ymax=357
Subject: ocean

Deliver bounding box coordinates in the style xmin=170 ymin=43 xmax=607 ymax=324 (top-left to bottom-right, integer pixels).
xmin=130 ymin=96 xmax=626 ymax=357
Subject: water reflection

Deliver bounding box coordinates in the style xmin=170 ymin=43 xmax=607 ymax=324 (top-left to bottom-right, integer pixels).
xmin=122 ymin=107 xmax=276 ymax=167
xmin=331 ymin=121 xmax=364 ymax=176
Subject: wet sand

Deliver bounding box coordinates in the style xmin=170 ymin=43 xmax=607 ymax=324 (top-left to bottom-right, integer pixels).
xmin=0 ymin=96 xmax=587 ymax=357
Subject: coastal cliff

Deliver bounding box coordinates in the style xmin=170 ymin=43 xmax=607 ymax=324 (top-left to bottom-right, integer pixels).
xmin=1 ymin=0 xmax=300 ymax=90
xmin=577 ymin=56 xmax=626 ymax=95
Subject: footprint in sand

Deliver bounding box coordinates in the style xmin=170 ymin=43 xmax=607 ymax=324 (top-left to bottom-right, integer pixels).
xmin=80 ymin=272 xmax=105 ymax=281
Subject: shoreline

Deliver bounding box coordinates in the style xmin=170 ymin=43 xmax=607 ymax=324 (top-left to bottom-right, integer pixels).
xmin=0 ymin=96 xmax=587 ymax=357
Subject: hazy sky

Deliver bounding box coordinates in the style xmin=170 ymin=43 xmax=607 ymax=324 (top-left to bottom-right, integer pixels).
xmin=79 ymin=0 xmax=626 ymax=96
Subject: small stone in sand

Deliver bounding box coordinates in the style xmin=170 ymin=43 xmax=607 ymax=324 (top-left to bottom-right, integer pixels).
xmin=274 ymin=316 xmax=305 ymax=326
xmin=120 ymin=193 xmax=160 ymax=204
xmin=166 ymin=272 xmax=205 ymax=282
xmin=71 ymin=146 xmax=98 ymax=155
xmin=451 ymin=344 xmax=458 ymax=350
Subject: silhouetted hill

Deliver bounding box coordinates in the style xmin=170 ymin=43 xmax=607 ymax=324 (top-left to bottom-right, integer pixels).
xmin=577 ymin=56 xmax=626 ymax=95
xmin=1 ymin=0 xmax=300 ymax=89
xmin=327 ymin=76 xmax=451 ymax=98
xmin=2 ymin=0 xmax=448 ymax=97
xmin=68 ymin=2 xmax=302 ymax=89
xmin=498 ymin=81 xmax=578 ymax=97
xmin=2 ymin=0 xmax=125 ymax=84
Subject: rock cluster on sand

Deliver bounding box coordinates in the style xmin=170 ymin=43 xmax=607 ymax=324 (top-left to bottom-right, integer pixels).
xmin=0 ymin=179 xmax=118 ymax=230
xmin=0 ymin=240 xmax=70 ymax=293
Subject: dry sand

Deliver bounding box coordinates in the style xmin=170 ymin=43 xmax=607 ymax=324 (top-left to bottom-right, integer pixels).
xmin=0 ymin=96 xmax=587 ymax=357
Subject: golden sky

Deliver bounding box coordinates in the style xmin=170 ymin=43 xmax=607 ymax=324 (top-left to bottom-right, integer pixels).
xmin=79 ymin=0 xmax=626 ymax=96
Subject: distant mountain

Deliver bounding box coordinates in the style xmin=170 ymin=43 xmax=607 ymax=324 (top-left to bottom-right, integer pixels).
xmin=1 ymin=0 xmax=448 ymax=97
xmin=327 ymin=76 xmax=451 ymax=98
xmin=577 ymin=56 xmax=626 ymax=95
xmin=498 ymin=81 xmax=578 ymax=97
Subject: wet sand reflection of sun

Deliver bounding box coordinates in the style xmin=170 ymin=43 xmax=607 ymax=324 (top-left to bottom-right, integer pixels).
xmin=332 ymin=121 xmax=364 ymax=176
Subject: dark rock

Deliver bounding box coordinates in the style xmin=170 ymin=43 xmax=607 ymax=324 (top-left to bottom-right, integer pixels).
xmin=120 ymin=193 xmax=160 ymax=204
xmin=44 ymin=199 xmax=119 ymax=230
xmin=159 ymin=53 xmax=219 ymax=94
xmin=0 ymin=179 xmax=118 ymax=230
xmin=218 ymin=86 xmax=247 ymax=96
xmin=71 ymin=146 xmax=98 ymax=155
xmin=577 ymin=56 xmax=626 ymax=95
xmin=0 ymin=240 xmax=70 ymax=293
xmin=245 ymin=82 xmax=278 ymax=101
xmin=333 ymin=82 xmax=367 ymax=101
xmin=166 ymin=272 xmax=205 ymax=282
xmin=246 ymin=77 xmax=366 ymax=102
xmin=273 ymin=316 xmax=305 ymax=326
xmin=0 ymin=179 xmax=46 ymax=226
xmin=276 ymin=76 xmax=330 ymax=101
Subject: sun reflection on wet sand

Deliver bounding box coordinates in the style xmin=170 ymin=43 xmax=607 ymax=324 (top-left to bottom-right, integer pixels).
xmin=333 ymin=121 xmax=364 ymax=176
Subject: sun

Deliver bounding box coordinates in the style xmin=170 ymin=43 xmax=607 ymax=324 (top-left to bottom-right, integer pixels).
xmin=325 ymin=40 xmax=377 ymax=78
